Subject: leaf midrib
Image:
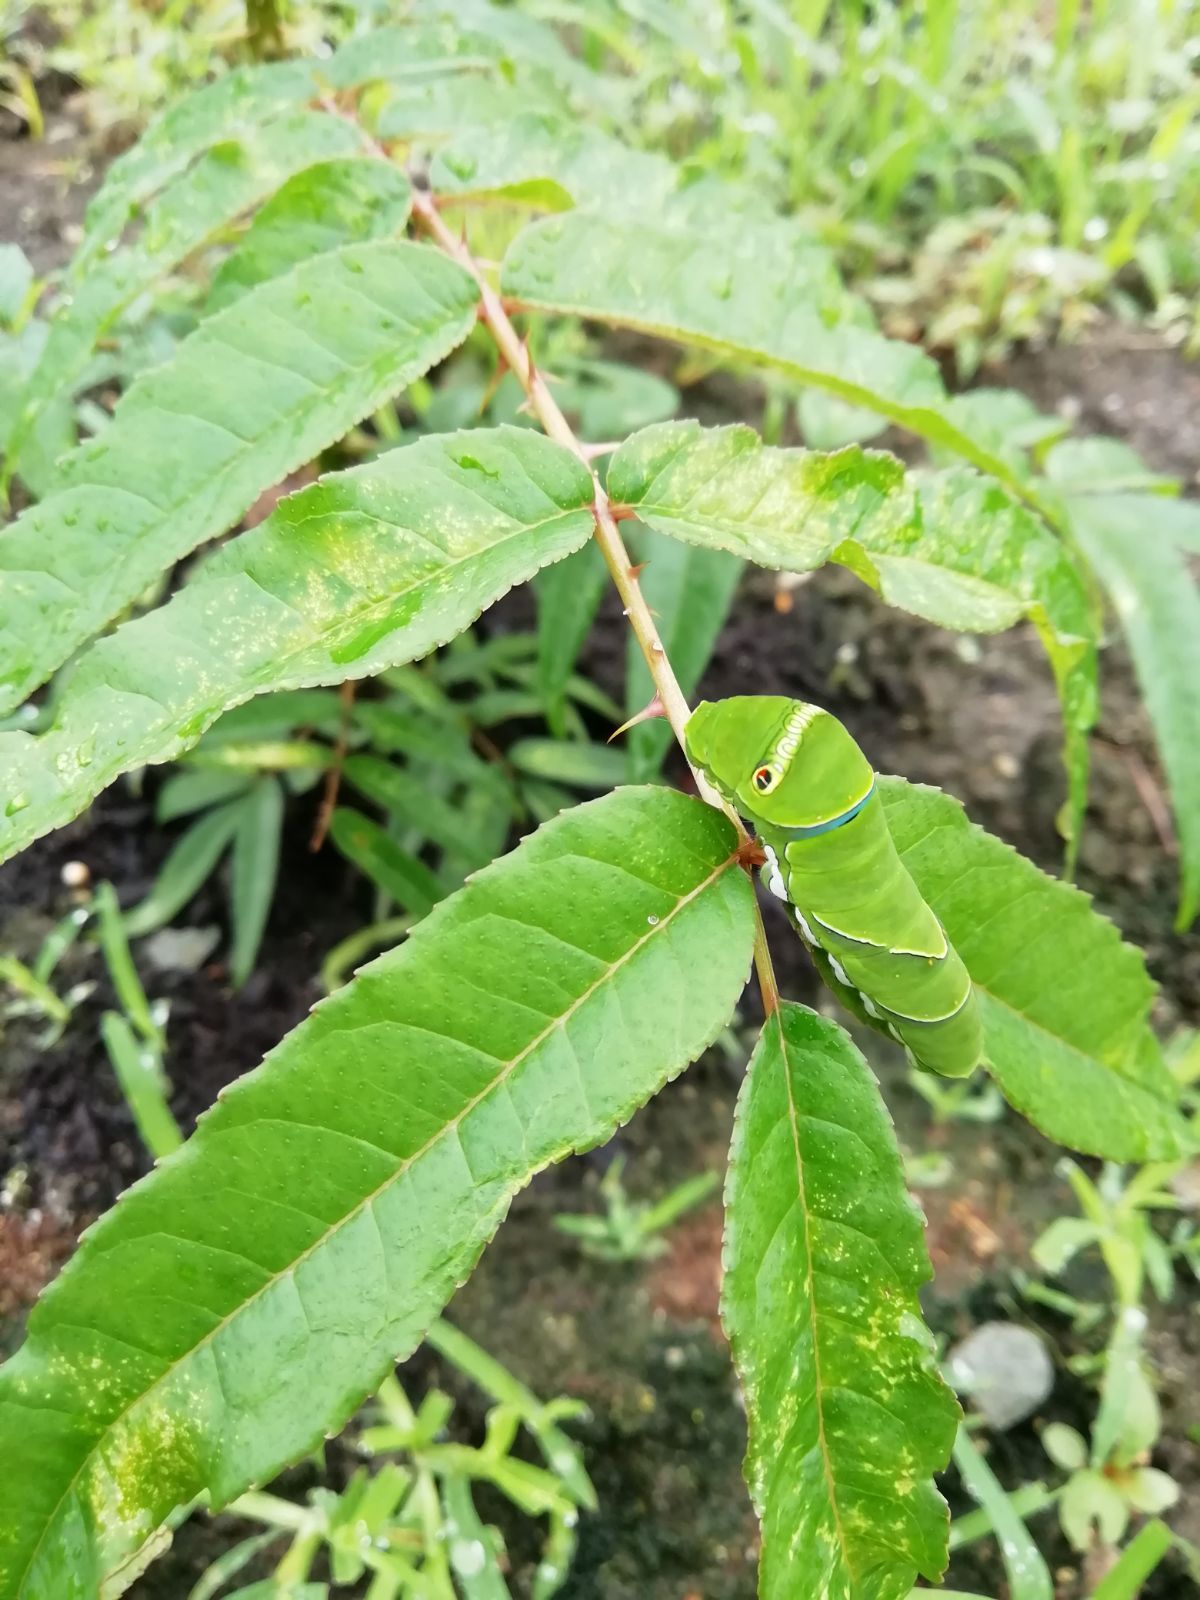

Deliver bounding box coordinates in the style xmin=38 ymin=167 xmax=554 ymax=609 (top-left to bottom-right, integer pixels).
xmin=774 ymin=1013 xmax=854 ymax=1582
xmin=506 ymin=287 xmax=1032 ymax=511
xmin=16 ymin=842 xmax=740 ymax=1596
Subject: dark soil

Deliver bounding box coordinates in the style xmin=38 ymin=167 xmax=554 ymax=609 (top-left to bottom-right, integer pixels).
xmin=1 ymin=82 xmax=1198 ymax=1595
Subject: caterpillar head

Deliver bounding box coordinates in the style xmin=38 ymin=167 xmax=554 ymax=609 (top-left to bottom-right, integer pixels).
xmin=685 ymin=696 xmax=874 ymax=831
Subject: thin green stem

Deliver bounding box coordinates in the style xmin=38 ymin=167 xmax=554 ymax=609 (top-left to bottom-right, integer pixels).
xmin=0 ymin=955 xmax=69 ymax=1024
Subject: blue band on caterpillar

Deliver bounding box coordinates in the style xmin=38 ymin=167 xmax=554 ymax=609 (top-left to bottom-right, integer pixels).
xmin=779 ymin=782 xmax=875 ymax=840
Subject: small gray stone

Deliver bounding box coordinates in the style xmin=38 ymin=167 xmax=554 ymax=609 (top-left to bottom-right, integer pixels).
xmin=947 ymin=1321 xmax=1055 ymax=1431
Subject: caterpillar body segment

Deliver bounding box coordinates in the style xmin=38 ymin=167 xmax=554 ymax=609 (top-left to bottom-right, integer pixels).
xmin=685 ymin=695 xmax=983 ymax=1078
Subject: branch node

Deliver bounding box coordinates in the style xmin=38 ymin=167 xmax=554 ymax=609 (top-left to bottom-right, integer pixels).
xmin=580 ymin=439 xmax=619 ymax=462
xmin=738 ymin=837 xmax=767 ymax=871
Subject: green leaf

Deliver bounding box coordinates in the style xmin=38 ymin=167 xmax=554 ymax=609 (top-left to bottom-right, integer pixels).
xmin=1088 ymin=493 xmax=1200 ymax=556
xmin=1030 ymin=1218 xmax=1099 ymax=1277
xmin=0 ymin=244 xmax=34 ymax=329
xmin=0 ymin=322 xmax=75 ymax=497
xmin=229 ymin=777 xmax=285 ymax=988
xmin=221 ymin=1586 xmax=326 ymax=1600
xmin=722 ymin=1003 xmax=958 ymax=1599
xmin=328 ymin=10 xmax=590 ymax=97
xmin=205 ymin=690 xmax=346 ymax=746
xmin=442 ymin=1476 xmax=513 ymax=1599
xmin=1093 ymin=1306 xmax=1159 ymax=1469
xmin=99 ymin=1011 xmax=184 ymax=1163
xmin=508 ymin=738 xmax=629 ymax=790
xmin=503 ymin=214 xmax=1037 ymax=500
xmin=1041 ymin=1422 xmax=1088 ymax=1472
xmin=324 ymin=20 xmax=495 ymax=87
xmin=425 ymin=1319 xmax=596 ymax=1512
xmin=1060 ymin=1469 xmax=1129 ymax=1553
xmin=1044 ymin=437 xmax=1176 ymax=496
xmin=376 ymin=73 xmax=568 ymax=141
xmin=404 ymin=0 xmax=598 ymax=97
xmin=950 ymin=1427 xmax=1052 ymax=1600
xmin=0 ymin=239 xmax=479 ymax=715
xmin=350 ymin=703 xmax=499 ymax=792
xmin=0 ymin=786 xmax=754 ymax=1598
xmin=797 ymin=388 xmax=888 ymax=450
xmin=609 ymin=421 xmax=1097 ymax=840
xmin=0 ymin=426 xmax=594 ymax=864
xmin=5 ymin=112 xmax=365 ymax=473
xmin=328 ymin=807 xmax=446 ymax=918
xmin=155 ymin=768 xmax=255 ymax=824
xmin=343 ymin=755 xmax=496 ymax=862
xmin=1068 ymin=494 xmax=1200 ymax=928
xmin=536 ymin=542 xmax=609 ymax=737
xmin=879 ymin=779 xmax=1190 ymax=1161
xmin=625 ymin=527 xmax=742 ymax=781
xmin=206 ymin=159 xmax=413 ymax=313
xmin=186 ymin=1532 xmax=279 ymax=1600
xmin=75 ymin=62 xmax=320 ymax=274
xmin=1090 ymin=1520 xmax=1174 ymax=1600
xmin=609 ymin=420 xmax=901 ymax=573
xmin=553 ymin=356 xmax=678 ymax=444
xmin=936 ymin=388 xmax=1066 ymax=474
xmin=123 ymin=802 xmax=245 ymax=939
xmin=431 ymin=112 xmax=675 ymax=211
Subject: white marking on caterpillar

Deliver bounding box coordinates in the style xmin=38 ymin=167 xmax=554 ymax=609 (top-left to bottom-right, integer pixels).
xmin=828 ymin=955 xmax=850 ymax=987
xmin=813 ymin=910 xmax=947 ymax=960
xmin=794 ymin=909 xmax=818 ymax=944
xmin=891 ymin=935 xmax=948 ymax=959
xmin=760 ymin=704 xmax=825 ymax=784
xmin=860 ymin=995 xmax=880 ymax=1019
xmin=762 ymin=845 xmax=789 ymax=901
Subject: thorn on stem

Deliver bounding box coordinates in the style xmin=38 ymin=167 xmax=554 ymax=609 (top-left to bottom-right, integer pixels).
xmin=627 ymin=559 xmax=647 ymax=577
xmin=608 ymin=695 xmax=666 ymax=742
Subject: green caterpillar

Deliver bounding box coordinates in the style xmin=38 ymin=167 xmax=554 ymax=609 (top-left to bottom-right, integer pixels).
xmin=685 ymin=695 xmax=982 ymax=1078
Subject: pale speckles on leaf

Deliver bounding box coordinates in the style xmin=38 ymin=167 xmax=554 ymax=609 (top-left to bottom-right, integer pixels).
xmin=722 ymin=1004 xmax=958 ymax=1599
xmin=0 ymin=427 xmax=596 ymax=866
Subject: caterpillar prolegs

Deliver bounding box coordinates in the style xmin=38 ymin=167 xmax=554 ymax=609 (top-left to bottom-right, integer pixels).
xmin=684 ymin=696 xmax=983 ymax=1078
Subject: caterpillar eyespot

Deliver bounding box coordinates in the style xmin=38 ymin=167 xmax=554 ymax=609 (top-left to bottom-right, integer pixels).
xmin=752 ymin=765 xmax=776 ymax=793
